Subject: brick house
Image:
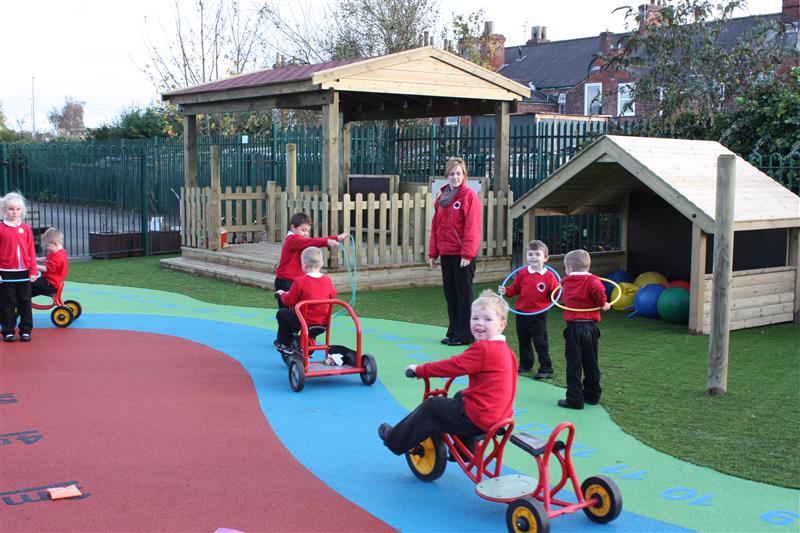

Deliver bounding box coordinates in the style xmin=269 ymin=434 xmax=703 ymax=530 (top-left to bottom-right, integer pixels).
xmin=496 ymin=0 xmax=799 ymax=119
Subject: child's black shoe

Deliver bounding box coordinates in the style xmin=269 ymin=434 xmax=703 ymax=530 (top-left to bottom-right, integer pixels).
xmin=19 ymin=333 xmax=31 ymax=342
xmin=3 ymin=334 xmax=15 ymax=342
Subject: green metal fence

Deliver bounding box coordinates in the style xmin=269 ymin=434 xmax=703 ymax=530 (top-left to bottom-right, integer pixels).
xmin=0 ymin=122 xmax=794 ymax=259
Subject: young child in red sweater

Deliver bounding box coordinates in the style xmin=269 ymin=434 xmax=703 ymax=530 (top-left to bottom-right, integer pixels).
xmin=498 ymin=239 xmax=559 ymax=378
xmin=378 ymin=290 xmax=517 ymax=455
xmin=557 ymin=249 xmax=611 ymax=410
xmin=0 ymin=192 xmax=38 ymax=342
xmin=274 ymin=212 xmax=347 ymax=292
xmin=274 ymin=246 xmax=337 ymax=354
xmin=32 ymin=228 xmax=69 ymax=297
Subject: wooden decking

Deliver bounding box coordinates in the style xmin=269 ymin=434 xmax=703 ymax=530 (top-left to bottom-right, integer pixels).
xmin=160 ymin=242 xmax=513 ymax=291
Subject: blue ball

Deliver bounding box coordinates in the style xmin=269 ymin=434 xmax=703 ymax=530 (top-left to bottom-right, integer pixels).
xmin=633 ymin=284 xmax=665 ymax=319
xmin=603 ymin=270 xmax=634 ymax=301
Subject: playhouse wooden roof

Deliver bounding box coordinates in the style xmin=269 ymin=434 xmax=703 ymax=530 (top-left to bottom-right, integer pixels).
xmin=162 ymin=46 xmax=530 ymax=120
xmin=510 ymin=135 xmax=800 ymax=233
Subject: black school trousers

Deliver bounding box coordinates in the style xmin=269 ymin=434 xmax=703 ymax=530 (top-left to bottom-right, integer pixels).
xmin=563 ymin=320 xmax=601 ymax=406
xmin=440 ymin=255 xmax=475 ymax=343
xmin=0 ymin=271 xmax=33 ymax=336
xmin=516 ymin=312 xmax=552 ymax=372
xmin=382 ymin=394 xmax=482 ymax=455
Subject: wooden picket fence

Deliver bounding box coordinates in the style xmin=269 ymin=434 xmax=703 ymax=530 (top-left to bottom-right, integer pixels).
xmin=179 ymin=182 xmax=514 ymax=268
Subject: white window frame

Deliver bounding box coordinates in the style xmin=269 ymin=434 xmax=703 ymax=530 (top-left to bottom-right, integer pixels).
xmin=444 ymin=116 xmax=459 ymax=126
xmin=584 ymin=83 xmax=603 ymax=115
xmin=617 ymin=83 xmax=635 ymax=117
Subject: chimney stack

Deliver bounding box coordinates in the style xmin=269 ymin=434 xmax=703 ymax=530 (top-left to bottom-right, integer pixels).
xmin=782 ymin=0 xmax=799 ymax=24
xmin=639 ymin=0 xmax=665 ymax=29
xmin=526 ymin=25 xmax=550 ymax=45
xmin=482 ymin=21 xmax=506 ymax=71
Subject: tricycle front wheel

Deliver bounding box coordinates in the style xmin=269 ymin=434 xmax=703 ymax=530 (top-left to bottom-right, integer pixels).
xmin=405 ymin=434 xmax=446 ymax=482
xmin=581 ymin=475 xmax=622 ymax=523
xmin=506 ymin=497 xmax=549 ymax=533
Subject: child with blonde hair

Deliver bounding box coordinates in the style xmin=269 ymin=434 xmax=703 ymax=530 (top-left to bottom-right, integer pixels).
xmin=379 ymin=290 xmax=517 ymax=455
xmin=33 ymin=227 xmax=69 ymax=297
xmin=0 ymin=192 xmax=38 ymax=342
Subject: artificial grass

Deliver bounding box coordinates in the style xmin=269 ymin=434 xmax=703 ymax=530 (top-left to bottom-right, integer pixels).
xmin=68 ymin=254 xmax=800 ymax=488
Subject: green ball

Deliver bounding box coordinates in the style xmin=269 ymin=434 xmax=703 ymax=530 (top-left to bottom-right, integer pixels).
xmin=657 ymin=287 xmax=690 ymax=324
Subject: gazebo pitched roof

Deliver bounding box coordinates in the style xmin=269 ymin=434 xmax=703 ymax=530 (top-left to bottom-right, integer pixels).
xmin=162 ymin=46 xmax=530 ymax=116
xmin=511 ymin=135 xmax=800 ymax=233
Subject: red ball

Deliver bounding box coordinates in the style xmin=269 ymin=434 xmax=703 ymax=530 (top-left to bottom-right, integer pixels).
xmin=666 ymin=280 xmax=690 ymax=290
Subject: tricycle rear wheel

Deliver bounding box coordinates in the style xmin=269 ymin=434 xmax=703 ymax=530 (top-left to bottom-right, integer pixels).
xmin=288 ymin=356 xmax=305 ymax=392
xmin=581 ymin=475 xmax=622 ymax=523
xmin=405 ymin=434 xmax=446 ymax=481
xmin=64 ymin=300 xmax=82 ymax=319
xmin=360 ymin=354 xmax=377 ymax=385
xmin=506 ymin=497 xmax=549 ymax=533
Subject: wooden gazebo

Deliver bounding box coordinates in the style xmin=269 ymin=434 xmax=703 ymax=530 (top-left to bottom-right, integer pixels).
xmin=160 ymin=46 xmax=530 ymax=290
xmin=510 ymin=135 xmax=800 ymax=334
xmin=163 ymin=45 xmax=529 ymax=195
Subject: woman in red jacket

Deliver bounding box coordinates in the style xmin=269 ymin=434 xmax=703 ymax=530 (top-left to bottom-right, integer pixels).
xmin=428 ymin=157 xmax=482 ymax=346
xmin=0 ymin=192 xmax=38 ymax=342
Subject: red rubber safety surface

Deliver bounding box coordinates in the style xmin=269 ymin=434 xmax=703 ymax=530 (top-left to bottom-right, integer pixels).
xmin=0 ymin=328 xmax=395 ymax=532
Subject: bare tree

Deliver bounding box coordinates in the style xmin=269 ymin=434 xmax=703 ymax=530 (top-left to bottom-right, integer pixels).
xmin=142 ymin=0 xmax=268 ymax=91
xmin=259 ymin=0 xmax=440 ymax=62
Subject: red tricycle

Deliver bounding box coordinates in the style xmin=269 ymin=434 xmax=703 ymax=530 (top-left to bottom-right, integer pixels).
xmin=31 ymin=282 xmax=82 ymax=328
xmin=404 ymin=371 xmax=622 ymax=533
xmin=277 ymin=299 xmax=377 ymax=392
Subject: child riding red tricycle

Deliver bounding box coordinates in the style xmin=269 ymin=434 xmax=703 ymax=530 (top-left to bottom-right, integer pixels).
xmin=280 ymin=298 xmax=377 ymax=392
xmin=402 ymin=370 xmax=622 ymax=532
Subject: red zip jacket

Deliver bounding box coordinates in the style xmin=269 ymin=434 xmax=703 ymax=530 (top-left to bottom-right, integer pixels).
xmin=561 ymin=272 xmax=606 ymax=322
xmin=504 ymin=267 xmax=560 ymax=313
xmin=428 ymin=185 xmax=482 ymax=261
xmin=414 ymin=339 xmax=517 ymax=431
xmin=0 ymin=222 xmax=38 ymax=277
xmin=279 ymin=273 xmax=337 ymax=325
xmin=275 ymin=233 xmax=338 ymax=280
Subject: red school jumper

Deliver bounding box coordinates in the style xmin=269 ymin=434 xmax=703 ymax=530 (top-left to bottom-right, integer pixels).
xmin=275 ymin=233 xmax=339 ymax=281
xmin=42 ymin=248 xmax=69 ymax=287
xmin=503 ymin=267 xmax=560 ymax=313
xmin=414 ymin=339 xmax=517 ymax=431
xmin=279 ymin=273 xmax=337 ymax=325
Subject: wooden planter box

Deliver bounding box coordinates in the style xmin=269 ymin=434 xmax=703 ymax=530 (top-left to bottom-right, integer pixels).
xmin=89 ymin=231 xmax=180 ymax=259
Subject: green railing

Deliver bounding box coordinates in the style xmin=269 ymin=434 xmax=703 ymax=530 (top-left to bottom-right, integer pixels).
xmin=748 ymin=151 xmax=800 ymax=195
xmin=0 ymin=122 xmax=794 ymax=258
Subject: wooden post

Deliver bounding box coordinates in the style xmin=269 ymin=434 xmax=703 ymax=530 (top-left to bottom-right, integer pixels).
xmin=707 ymin=154 xmax=736 ymax=396
xmin=688 ymin=224 xmax=708 ymax=334
xmin=619 ymin=194 xmax=630 ymax=271
xmin=493 ymin=101 xmax=510 ymax=192
xmin=322 ymin=90 xmax=340 ymax=197
xmin=209 ymin=145 xmax=222 ymax=252
xmin=341 ymin=122 xmax=352 ymax=193
xmin=183 ymin=115 xmax=197 ymax=188
xmin=788 ymin=227 xmax=800 ymax=323
xmin=286 ymin=143 xmax=297 ymax=195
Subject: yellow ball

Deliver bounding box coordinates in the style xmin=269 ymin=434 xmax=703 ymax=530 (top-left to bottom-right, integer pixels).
xmin=611 ymin=282 xmax=639 ymax=311
xmin=634 ymin=271 xmax=668 ymax=288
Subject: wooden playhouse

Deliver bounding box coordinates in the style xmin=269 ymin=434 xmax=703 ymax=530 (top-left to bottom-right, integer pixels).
xmin=510 ymin=135 xmax=800 ymax=334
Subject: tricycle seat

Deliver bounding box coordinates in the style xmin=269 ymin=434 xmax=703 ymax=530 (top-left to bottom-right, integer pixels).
xmin=308 ymin=325 xmax=327 ymax=338
xmin=510 ymin=432 xmax=565 ymax=457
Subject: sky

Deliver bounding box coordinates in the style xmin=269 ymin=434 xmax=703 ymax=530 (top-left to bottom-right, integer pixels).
xmin=0 ymin=0 xmax=781 ymax=132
